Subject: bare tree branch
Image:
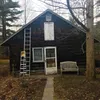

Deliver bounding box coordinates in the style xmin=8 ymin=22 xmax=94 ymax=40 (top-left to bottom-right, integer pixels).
xmin=39 ymin=0 xmax=68 ymax=9
xmin=66 ymin=0 xmax=88 ymax=31
xmin=39 ymin=0 xmax=86 ymax=9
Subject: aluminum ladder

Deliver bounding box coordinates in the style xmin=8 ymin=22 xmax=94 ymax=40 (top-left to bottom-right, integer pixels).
xmin=20 ymin=28 xmax=31 ymax=76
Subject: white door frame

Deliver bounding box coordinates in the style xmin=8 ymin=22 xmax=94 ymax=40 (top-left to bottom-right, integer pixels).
xmin=44 ymin=46 xmax=57 ymax=75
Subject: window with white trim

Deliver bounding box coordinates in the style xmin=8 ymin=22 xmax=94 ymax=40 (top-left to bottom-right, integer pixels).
xmin=32 ymin=47 xmax=44 ymax=62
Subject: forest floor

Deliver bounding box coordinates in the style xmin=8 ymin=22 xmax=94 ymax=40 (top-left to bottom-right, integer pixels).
xmin=0 ymin=76 xmax=47 ymax=100
xmin=0 ymin=60 xmax=47 ymax=100
xmin=54 ymin=74 xmax=100 ymax=100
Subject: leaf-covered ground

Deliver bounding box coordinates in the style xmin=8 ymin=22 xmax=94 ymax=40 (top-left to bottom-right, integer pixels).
xmin=54 ymin=75 xmax=100 ymax=100
xmin=0 ymin=76 xmax=46 ymax=100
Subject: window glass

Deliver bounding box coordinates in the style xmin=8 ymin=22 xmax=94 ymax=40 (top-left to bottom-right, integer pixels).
xmin=46 ymin=48 xmax=55 ymax=58
xmin=46 ymin=58 xmax=56 ymax=67
xmin=33 ymin=48 xmax=43 ymax=62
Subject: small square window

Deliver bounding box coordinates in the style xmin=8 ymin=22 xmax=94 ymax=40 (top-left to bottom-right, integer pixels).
xmin=32 ymin=48 xmax=44 ymax=62
xmin=46 ymin=14 xmax=52 ymax=21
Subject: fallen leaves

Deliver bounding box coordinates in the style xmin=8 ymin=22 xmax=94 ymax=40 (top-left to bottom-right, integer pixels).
xmin=54 ymin=75 xmax=100 ymax=100
xmin=0 ymin=76 xmax=47 ymax=100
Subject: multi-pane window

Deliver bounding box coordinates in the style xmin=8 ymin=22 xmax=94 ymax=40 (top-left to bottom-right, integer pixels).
xmin=32 ymin=48 xmax=44 ymax=62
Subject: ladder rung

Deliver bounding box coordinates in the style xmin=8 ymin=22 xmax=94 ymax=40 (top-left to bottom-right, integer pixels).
xmin=20 ymin=72 xmax=27 ymax=74
xmin=20 ymin=68 xmax=26 ymax=69
xmin=20 ymin=65 xmax=26 ymax=67
xmin=20 ymin=63 xmax=26 ymax=65
xmin=20 ymin=67 xmax=26 ymax=69
xmin=20 ymin=64 xmax=26 ymax=65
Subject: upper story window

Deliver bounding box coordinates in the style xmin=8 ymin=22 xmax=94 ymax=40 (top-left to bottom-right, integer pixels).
xmin=44 ymin=22 xmax=54 ymax=41
xmin=46 ymin=13 xmax=52 ymax=22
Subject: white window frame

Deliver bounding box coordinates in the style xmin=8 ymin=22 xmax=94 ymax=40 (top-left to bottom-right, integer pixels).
xmin=32 ymin=47 xmax=44 ymax=62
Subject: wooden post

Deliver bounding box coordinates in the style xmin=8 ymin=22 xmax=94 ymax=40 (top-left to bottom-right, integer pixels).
xmin=86 ymin=0 xmax=95 ymax=80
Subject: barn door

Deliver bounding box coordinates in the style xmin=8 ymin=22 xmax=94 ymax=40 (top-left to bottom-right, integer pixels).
xmin=44 ymin=47 xmax=57 ymax=74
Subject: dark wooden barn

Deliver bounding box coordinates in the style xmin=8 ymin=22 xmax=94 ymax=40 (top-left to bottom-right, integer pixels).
xmin=1 ymin=9 xmax=98 ymax=75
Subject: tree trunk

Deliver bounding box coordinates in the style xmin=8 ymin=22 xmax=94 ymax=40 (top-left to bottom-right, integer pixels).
xmin=86 ymin=31 xmax=95 ymax=80
xmin=86 ymin=0 xmax=95 ymax=80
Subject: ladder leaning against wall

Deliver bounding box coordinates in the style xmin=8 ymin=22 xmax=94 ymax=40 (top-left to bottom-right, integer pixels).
xmin=20 ymin=28 xmax=31 ymax=76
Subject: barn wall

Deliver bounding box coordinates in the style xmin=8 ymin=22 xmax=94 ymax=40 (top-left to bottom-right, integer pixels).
xmin=7 ymin=11 xmax=86 ymax=72
xmin=30 ymin=13 xmax=85 ymax=71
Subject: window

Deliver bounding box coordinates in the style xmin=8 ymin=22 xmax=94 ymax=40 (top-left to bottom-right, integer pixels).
xmin=46 ymin=48 xmax=55 ymax=58
xmin=32 ymin=48 xmax=44 ymax=62
xmin=46 ymin=14 xmax=52 ymax=21
xmin=44 ymin=22 xmax=54 ymax=40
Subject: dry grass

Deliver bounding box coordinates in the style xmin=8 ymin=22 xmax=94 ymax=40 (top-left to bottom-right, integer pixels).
xmin=54 ymin=75 xmax=100 ymax=100
xmin=0 ymin=59 xmax=9 ymax=64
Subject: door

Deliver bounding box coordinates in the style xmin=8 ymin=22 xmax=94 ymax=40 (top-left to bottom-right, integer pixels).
xmin=44 ymin=47 xmax=57 ymax=74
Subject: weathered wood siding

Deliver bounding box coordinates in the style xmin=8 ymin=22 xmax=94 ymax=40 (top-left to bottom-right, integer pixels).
xmin=6 ymin=11 xmax=86 ymax=72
